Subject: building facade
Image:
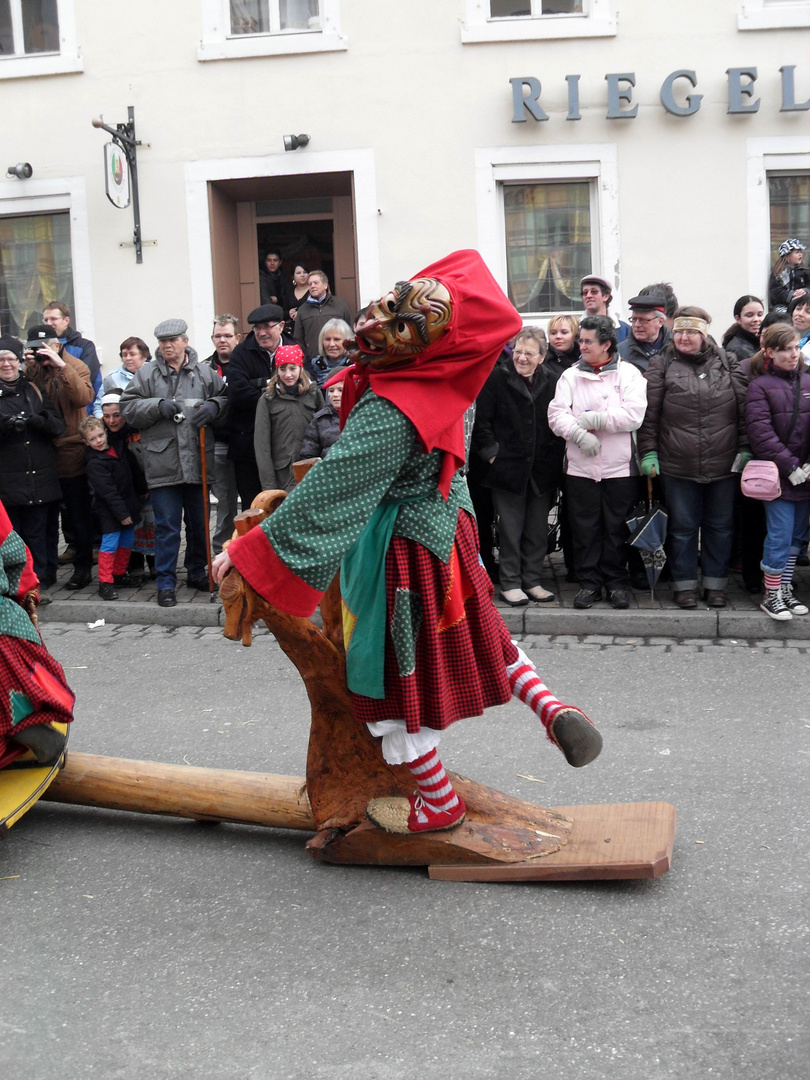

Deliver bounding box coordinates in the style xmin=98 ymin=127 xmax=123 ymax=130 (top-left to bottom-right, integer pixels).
xmin=0 ymin=0 xmax=808 ymax=366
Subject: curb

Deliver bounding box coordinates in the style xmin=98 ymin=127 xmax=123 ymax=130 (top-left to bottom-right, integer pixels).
xmin=37 ymin=596 xmax=810 ymax=640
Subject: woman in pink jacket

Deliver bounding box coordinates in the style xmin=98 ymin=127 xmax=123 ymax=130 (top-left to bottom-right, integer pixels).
xmin=548 ymin=315 xmax=648 ymax=609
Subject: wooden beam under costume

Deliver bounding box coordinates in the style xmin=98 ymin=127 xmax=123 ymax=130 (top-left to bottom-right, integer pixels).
xmin=44 ymin=491 xmax=676 ymax=882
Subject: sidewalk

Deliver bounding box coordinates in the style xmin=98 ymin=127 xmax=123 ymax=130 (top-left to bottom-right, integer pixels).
xmin=38 ymin=547 xmax=810 ymax=641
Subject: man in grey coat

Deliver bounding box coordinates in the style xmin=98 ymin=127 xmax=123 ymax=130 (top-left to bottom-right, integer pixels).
xmin=120 ymin=319 xmax=227 ymax=607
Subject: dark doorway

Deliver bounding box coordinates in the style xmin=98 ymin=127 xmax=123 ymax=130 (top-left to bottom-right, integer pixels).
xmin=256 ymin=218 xmax=335 ymax=293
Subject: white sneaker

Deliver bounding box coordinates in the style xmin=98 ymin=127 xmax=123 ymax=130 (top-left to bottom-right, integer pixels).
xmin=760 ymin=590 xmax=792 ymax=621
xmin=781 ymin=584 xmax=808 ymax=615
xmin=525 ymin=585 xmax=554 ymax=602
xmin=499 ymin=588 xmax=529 ymax=607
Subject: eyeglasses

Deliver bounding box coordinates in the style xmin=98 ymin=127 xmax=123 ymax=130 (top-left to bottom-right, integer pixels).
xmin=630 ymin=316 xmax=661 ymax=325
xmin=673 ymin=329 xmax=702 ymax=337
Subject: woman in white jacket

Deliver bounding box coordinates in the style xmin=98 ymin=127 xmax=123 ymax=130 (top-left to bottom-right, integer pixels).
xmin=548 ymin=315 xmax=648 ymax=609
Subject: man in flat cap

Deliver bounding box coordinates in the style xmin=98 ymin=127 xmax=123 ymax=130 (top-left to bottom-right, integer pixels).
xmin=618 ymin=294 xmax=672 ymax=373
xmin=580 ymin=274 xmax=630 ymax=345
xmin=120 ymin=319 xmax=226 ymax=607
xmin=225 ymin=303 xmax=295 ymax=510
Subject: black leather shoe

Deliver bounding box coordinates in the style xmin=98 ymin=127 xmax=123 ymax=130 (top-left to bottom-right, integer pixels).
xmin=113 ymin=573 xmax=139 ymax=588
xmin=157 ymin=589 xmax=177 ymax=608
xmin=573 ymin=587 xmax=601 ymax=609
xmin=703 ymin=588 xmax=727 ymax=608
xmin=64 ymin=570 xmax=92 ymax=590
xmin=187 ymin=576 xmax=212 ymax=591
xmin=98 ymin=583 xmax=118 ymax=601
xmin=609 ymin=588 xmax=630 ymax=609
xmin=673 ymin=590 xmax=698 ymax=609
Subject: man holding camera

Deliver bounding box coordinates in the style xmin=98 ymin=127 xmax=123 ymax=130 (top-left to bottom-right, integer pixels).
xmin=25 ymin=324 xmax=95 ymax=591
xmin=119 ymin=319 xmax=227 ymax=608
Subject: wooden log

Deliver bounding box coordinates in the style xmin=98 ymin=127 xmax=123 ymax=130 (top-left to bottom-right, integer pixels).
xmin=43 ymin=752 xmax=315 ymax=831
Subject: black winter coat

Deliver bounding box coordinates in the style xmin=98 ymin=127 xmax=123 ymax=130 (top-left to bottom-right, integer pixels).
xmin=84 ymin=445 xmax=142 ymax=533
xmin=299 ymin=402 xmax=341 ymax=460
xmin=543 ymin=344 xmax=579 ymax=379
xmin=472 ymin=361 xmax=564 ymax=496
xmin=618 ymin=326 xmax=672 ymax=373
xmin=106 ymin=424 xmax=149 ymax=499
xmin=723 ymin=327 xmax=759 ymax=363
xmin=0 ymin=378 xmax=64 ymax=506
xmin=226 ymin=330 xmax=295 ymax=460
xmin=768 ymin=265 xmax=810 ymax=312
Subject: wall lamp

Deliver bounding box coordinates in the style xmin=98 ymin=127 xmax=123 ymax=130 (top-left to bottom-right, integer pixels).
xmin=6 ymin=163 xmax=33 ymax=180
xmin=283 ymin=134 xmax=310 ymax=152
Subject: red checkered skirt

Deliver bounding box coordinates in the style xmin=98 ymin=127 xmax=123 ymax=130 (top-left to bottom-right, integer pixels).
xmin=351 ymin=511 xmax=519 ymax=732
xmin=0 ymin=634 xmax=75 ymax=755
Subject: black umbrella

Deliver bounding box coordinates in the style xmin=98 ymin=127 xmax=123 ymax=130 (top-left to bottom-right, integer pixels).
xmin=627 ymin=479 xmax=668 ymax=600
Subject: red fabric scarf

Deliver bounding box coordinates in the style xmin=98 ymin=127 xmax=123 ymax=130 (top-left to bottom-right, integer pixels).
xmin=340 ymin=249 xmax=523 ymax=498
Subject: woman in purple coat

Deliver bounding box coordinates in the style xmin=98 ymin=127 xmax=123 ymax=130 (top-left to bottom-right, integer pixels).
xmin=745 ymin=323 xmax=810 ymax=622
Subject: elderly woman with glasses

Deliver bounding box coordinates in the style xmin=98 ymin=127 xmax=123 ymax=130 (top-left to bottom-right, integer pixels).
xmin=637 ymin=306 xmax=749 ymax=609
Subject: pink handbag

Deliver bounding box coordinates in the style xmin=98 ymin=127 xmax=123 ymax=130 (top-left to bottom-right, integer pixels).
xmin=740 ymin=459 xmax=781 ymax=501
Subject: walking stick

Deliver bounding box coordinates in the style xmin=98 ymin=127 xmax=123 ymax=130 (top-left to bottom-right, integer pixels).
xmin=198 ymin=426 xmax=215 ymax=598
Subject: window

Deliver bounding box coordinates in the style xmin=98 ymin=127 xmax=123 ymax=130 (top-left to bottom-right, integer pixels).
xmin=462 ymin=0 xmax=616 ymax=42
xmin=738 ymin=0 xmax=810 ymax=30
xmin=0 ymin=0 xmax=80 ymax=78
xmin=475 ymin=143 xmax=620 ymax=321
xmin=0 ymin=211 xmax=74 ymax=336
xmin=745 ymin=136 xmax=810 ymax=301
xmin=198 ymin=0 xmax=347 ymax=60
xmin=768 ymin=173 xmax=810 ymax=264
xmin=490 ymin=1 xmax=583 ymax=15
xmin=504 ymin=182 xmax=592 ymax=314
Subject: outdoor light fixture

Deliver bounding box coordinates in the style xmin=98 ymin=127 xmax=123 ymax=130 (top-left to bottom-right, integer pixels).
xmin=6 ymin=163 xmax=33 ymax=179
xmin=283 ymin=134 xmax=310 ymax=152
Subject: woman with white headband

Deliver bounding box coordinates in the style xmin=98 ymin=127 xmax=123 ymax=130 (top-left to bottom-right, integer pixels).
xmin=637 ymin=306 xmax=749 ymax=610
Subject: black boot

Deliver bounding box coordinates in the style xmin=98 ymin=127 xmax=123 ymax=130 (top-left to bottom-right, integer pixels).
xmin=98 ymin=582 xmax=118 ymax=601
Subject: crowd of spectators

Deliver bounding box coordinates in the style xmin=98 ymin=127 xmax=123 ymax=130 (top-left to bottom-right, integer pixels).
xmin=469 ymin=253 xmax=810 ymax=623
xmin=1 ymin=242 xmax=808 ymax=624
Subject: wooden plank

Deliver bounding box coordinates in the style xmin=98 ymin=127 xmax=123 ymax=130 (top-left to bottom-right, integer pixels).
xmin=44 ymin=753 xmax=315 ymax=832
xmin=427 ymin=802 xmax=676 ymax=882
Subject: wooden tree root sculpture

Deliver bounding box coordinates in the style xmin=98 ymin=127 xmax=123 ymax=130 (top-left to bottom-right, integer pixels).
xmin=43 ymin=490 xmax=676 ymax=881
xmin=211 ymin=493 xmax=675 ymax=879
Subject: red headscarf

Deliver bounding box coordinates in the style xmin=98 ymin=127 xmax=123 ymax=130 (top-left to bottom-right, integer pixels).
xmin=341 ymin=249 xmax=522 ymax=498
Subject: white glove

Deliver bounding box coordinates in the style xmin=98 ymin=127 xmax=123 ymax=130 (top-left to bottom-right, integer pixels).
xmin=577 ymin=410 xmax=608 ymax=431
xmin=788 ymin=467 xmax=808 ymax=486
xmin=570 ymin=425 xmax=601 ymax=456
xmin=802 ymin=463 xmax=810 ymax=481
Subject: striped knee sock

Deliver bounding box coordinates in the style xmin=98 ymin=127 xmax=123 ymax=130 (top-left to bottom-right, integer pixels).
xmin=407 ymin=748 xmax=459 ymax=812
xmin=781 ymin=554 xmax=798 ymax=589
xmin=763 ymin=571 xmax=782 ymax=593
xmin=506 ymin=646 xmax=564 ymax=733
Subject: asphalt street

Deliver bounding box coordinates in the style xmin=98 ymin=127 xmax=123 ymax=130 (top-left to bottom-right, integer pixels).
xmin=2 ymin=623 xmax=807 ymax=1080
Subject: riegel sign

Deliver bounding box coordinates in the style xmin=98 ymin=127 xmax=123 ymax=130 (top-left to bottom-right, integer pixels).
xmin=511 ymin=66 xmax=809 ymax=120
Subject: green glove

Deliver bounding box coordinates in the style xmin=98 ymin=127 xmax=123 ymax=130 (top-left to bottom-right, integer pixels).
xmin=737 ymin=450 xmax=753 ymax=469
xmin=641 ymin=451 xmax=660 ymax=478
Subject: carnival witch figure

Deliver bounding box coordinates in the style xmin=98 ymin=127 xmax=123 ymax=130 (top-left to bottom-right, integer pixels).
xmin=0 ymin=498 xmax=75 ymax=770
xmin=213 ymin=250 xmax=602 ymax=835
